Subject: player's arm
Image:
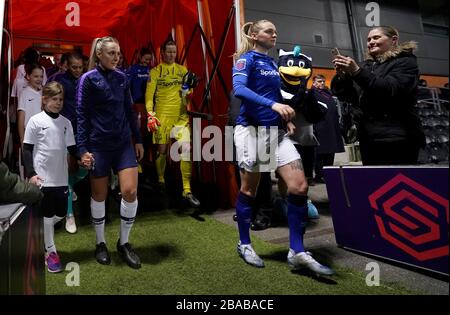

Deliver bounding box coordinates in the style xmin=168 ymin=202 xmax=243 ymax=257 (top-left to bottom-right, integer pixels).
xmin=232 ymin=57 xmax=274 ymax=108
xmin=76 ymin=75 xmax=92 ymax=156
xmin=145 ymin=68 xmax=160 ymax=132
xmin=124 ymin=79 xmax=143 ymax=144
xmin=145 ymin=68 xmax=157 ymax=113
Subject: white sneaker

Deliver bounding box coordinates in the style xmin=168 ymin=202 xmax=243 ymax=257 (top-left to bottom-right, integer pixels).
xmin=287 ymin=249 xmax=334 ymax=276
xmin=65 ymin=215 xmax=77 ymax=234
xmin=237 ymin=242 xmax=265 ymax=268
xmin=72 ymin=191 xmax=78 ymax=202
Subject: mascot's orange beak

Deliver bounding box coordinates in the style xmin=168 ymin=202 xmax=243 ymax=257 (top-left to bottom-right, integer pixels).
xmin=279 ymin=66 xmax=311 ymax=85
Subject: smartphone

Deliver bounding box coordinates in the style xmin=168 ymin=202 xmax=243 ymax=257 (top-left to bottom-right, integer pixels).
xmin=331 ymin=47 xmax=341 ymax=58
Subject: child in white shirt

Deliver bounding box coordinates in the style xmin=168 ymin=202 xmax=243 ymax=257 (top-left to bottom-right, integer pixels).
xmin=23 ymin=82 xmax=78 ymax=273
xmin=17 ymin=64 xmax=44 ymax=146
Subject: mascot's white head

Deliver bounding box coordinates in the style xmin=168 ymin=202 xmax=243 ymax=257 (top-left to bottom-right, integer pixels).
xmin=278 ymin=45 xmax=313 ymax=86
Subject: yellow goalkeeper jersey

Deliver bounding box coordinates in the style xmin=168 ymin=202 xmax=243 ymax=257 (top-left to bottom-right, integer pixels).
xmin=145 ymin=62 xmax=188 ymax=117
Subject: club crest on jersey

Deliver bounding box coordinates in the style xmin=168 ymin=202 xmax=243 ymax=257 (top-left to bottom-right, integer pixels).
xmin=235 ymin=59 xmax=246 ymax=71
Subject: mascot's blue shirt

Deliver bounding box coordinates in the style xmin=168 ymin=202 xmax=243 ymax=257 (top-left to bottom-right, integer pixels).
xmin=233 ymin=50 xmax=282 ymax=127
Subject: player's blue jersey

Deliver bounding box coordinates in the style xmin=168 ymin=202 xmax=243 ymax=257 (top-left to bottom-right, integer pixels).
xmin=126 ymin=64 xmax=150 ymax=104
xmin=233 ymin=50 xmax=282 ymax=127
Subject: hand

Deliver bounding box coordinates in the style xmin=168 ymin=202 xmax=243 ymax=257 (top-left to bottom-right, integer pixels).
xmin=332 ymin=55 xmax=360 ymax=76
xmin=147 ymin=112 xmax=161 ymax=132
xmin=286 ymin=121 xmax=296 ymax=136
xmin=135 ymin=143 xmax=144 ymax=162
xmin=81 ymin=152 xmax=94 ymax=170
xmin=29 ymin=175 xmax=44 ymax=187
xmin=180 ymin=86 xmax=191 ymax=106
xmin=181 ymin=86 xmax=190 ymax=98
xmin=271 ymin=103 xmax=296 ymax=121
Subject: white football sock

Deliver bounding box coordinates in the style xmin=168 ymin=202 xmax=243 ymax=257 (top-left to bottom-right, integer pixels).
xmin=91 ymin=198 xmax=106 ymax=244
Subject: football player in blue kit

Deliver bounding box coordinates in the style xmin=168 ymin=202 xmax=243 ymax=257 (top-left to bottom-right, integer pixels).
xmin=232 ymin=20 xmax=334 ymax=276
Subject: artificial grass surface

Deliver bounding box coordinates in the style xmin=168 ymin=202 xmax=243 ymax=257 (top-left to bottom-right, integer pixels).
xmin=46 ymin=209 xmax=415 ymax=295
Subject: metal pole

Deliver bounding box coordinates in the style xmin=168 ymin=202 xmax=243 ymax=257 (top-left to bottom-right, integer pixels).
xmin=0 ymin=0 xmax=5 ymax=53
xmin=179 ymin=24 xmax=199 ymax=66
xmin=197 ymin=26 xmax=230 ymax=99
xmin=234 ymin=0 xmax=242 ymax=50
xmin=197 ymin=0 xmax=210 ymax=86
xmin=180 ymin=24 xmax=230 ymax=111
xmin=199 ymin=5 xmax=235 ymax=113
xmin=345 ymin=0 xmax=364 ymax=62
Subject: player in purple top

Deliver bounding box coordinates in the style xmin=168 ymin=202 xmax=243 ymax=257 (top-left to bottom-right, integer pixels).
xmin=77 ymin=36 xmax=144 ymax=269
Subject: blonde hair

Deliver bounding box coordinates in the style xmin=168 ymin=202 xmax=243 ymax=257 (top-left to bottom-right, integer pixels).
xmin=87 ymin=36 xmax=119 ymax=71
xmin=234 ymin=20 xmax=272 ymax=58
xmin=374 ymin=26 xmax=400 ymax=40
xmin=41 ymin=81 xmax=64 ymax=110
xmin=365 ymin=26 xmax=418 ymax=61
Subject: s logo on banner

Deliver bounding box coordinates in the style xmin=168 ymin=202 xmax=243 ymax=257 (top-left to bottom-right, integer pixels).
xmin=369 ymin=174 xmax=449 ymax=261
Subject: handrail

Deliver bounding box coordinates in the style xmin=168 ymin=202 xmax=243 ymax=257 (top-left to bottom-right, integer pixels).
xmin=2 ymin=27 xmax=12 ymax=160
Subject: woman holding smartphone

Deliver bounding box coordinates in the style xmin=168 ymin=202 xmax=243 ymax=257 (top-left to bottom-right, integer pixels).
xmin=331 ymin=26 xmax=424 ymax=165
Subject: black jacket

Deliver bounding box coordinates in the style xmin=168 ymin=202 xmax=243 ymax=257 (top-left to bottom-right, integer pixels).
xmin=0 ymin=161 xmax=43 ymax=204
xmin=312 ymin=87 xmax=345 ymax=154
xmin=331 ymin=41 xmax=424 ymax=145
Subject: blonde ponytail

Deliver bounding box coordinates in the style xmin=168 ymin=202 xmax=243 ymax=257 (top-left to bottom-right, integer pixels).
xmin=87 ymin=36 xmax=119 ymax=71
xmin=234 ymin=20 xmax=272 ymax=59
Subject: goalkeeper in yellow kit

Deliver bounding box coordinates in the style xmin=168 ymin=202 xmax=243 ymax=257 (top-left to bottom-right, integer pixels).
xmin=145 ymin=39 xmax=200 ymax=207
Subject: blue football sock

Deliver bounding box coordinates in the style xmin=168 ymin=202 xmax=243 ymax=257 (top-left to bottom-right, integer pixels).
xmin=287 ymin=194 xmax=308 ymax=253
xmin=236 ymin=192 xmax=255 ymax=245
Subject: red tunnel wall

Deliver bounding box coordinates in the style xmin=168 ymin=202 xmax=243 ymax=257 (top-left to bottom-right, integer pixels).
xmin=7 ymin=0 xmax=238 ymax=208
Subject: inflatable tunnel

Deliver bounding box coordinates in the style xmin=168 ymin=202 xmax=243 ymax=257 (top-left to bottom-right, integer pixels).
xmin=1 ymin=0 xmax=241 ymax=208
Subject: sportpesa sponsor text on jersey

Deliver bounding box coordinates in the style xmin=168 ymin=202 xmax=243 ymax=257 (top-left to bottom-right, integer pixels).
xmin=233 ymin=50 xmax=282 ymax=127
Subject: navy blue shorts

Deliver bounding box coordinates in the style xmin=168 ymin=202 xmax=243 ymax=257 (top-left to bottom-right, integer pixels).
xmin=41 ymin=186 xmax=68 ymax=218
xmin=90 ymin=141 xmax=138 ymax=178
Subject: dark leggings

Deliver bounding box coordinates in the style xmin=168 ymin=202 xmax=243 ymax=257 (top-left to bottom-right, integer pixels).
xmin=315 ymin=153 xmax=335 ymax=179
xmin=295 ymin=145 xmax=315 ymax=178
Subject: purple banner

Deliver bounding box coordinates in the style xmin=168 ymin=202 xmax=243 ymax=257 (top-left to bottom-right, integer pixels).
xmin=323 ymin=166 xmax=449 ymax=276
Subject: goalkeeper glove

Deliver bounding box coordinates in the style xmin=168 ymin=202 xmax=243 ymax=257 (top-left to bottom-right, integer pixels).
xmin=147 ymin=112 xmax=161 ymax=132
xmin=181 ymin=71 xmax=198 ymax=103
xmin=182 ymin=71 xmax=199 ymax=89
